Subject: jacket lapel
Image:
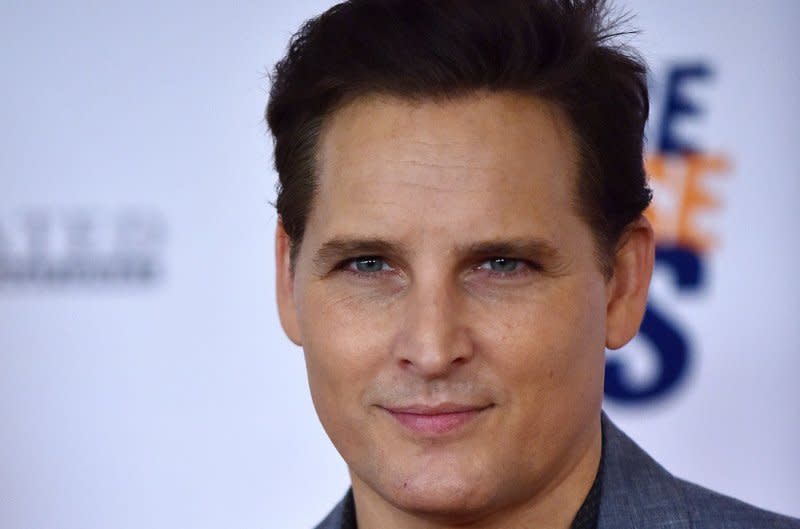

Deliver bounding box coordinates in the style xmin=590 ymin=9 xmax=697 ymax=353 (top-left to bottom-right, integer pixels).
xmin=598 ymin=413 xmax=691 ymax=529
xmin=313 ymin=490 xmax=351 ymax=529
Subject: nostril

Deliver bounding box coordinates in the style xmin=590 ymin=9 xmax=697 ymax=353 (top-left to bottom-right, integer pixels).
xmin=451 ymin=356 xmax=467 ymax=367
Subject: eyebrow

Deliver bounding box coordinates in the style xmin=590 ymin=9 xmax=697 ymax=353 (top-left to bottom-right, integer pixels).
xmin=312 ymin=237 xmax=410 ymax=270
xmin=311 ymin=236 xmax=562 ymax=270
xmin=457 ymin=238 xmax=561 ymax=261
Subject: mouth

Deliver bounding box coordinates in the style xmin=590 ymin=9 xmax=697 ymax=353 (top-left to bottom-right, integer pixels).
xmin=380 ymin=403 xmax=493 ymax=436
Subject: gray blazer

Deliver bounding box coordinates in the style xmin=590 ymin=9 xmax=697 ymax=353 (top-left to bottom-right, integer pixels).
xmin=315 ymin=414 xmax=800 ymax=528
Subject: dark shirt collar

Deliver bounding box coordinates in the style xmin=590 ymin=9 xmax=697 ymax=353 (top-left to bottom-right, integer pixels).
xmin=570 ymin=460 xmax=603 ymax=529
xmin=336 ymin=459 xmax=602 ymax=529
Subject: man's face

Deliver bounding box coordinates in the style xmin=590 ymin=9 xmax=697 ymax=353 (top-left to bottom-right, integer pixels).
xmin=277 ymin=93 xmax=641 ymax=522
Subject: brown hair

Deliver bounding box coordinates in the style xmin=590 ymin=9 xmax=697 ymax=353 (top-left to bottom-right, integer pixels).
xmin=266 ymin=0 xmax=652 ymax=273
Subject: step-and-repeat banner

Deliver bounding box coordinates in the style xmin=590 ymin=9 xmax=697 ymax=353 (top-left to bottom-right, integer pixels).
xmin=2 ymin=2 xmax=797 ymax=528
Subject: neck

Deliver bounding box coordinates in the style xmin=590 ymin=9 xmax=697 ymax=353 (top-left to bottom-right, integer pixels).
xmin=352 ymin=417 xmax=602 ymax=529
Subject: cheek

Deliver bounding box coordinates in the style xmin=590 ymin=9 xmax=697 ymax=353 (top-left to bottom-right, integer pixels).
xmin=481 ymin=279 xmax=607 ymax=406
xmin=471 ymin=280 xmax=606 ymax=476
xmin=296 ymin=285 xmax=398 ymax=434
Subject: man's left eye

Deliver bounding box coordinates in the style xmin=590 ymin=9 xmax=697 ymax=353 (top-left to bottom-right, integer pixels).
xmin=478 ymin=257 xmax=523 ymax=273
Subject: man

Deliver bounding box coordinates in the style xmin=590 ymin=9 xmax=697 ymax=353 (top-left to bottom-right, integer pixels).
xmin=266 ymin=1 xmax=800 ymax=528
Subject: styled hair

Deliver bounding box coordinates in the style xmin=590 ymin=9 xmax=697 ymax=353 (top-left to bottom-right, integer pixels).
xmin=266 ymin=0 xmax=651 ymax=273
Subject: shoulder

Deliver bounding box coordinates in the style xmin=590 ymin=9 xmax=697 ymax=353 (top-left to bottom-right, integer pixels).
xmin=599 ymin=413 xmax=800 ymax=529
xmin=675 ymin=476 xmax=800 ymax=529
xmin=313 ymin=490 xmax=354 ymax=529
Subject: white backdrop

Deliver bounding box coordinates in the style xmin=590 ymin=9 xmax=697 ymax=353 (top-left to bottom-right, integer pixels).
xmin=1 ymin=2 xmax=798 ymax=528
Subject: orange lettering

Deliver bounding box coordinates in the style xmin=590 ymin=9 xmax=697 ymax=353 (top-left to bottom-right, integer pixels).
xmin=645 ymin=153 xmax=729 ymax=252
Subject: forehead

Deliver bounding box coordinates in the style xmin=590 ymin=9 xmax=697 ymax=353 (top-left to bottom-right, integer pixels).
xmin=308 ymin=92 xmax=583 ymax=248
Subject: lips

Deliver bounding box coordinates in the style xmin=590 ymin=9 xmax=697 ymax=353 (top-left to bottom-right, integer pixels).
xmin=382 ymin=403 xmax=492 ymax=435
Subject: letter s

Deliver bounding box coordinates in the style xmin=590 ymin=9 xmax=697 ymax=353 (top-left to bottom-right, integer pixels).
xmin=604 ymin=246 xmax=702 ymax=403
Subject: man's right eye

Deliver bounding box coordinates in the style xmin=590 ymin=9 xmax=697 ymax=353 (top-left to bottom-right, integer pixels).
xmin=344 ymin=256 xmax=393 ymax=274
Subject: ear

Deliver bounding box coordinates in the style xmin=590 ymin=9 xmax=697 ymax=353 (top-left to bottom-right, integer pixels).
xmin=605 ymin=216 xmax=655 ymax=350
xmin=275 ymin=218 xmax=303 ymax=346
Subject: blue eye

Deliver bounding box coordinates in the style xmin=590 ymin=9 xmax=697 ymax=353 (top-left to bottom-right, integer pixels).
xmin=479 ymin=257 xmax=522 ymax=273
xmin=349 ymin=256 xmax=391 ymax=273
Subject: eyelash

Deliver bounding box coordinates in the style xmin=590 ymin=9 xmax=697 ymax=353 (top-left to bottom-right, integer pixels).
xmin=335 ymin=256 xmax=540 ymax=280
xmin=336 ymin=256 xmax=396 ymax=279
xmin=474 ymin=258 xmax=539 ymax=279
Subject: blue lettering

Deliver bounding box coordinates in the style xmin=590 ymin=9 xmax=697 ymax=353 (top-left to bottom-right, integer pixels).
xmin=604 ymin=246 xmax=703 ymax=402
xmin=657 ymin=64 xmax=712 ymax=154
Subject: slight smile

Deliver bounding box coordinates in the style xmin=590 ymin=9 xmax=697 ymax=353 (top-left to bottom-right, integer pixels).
xmin=381 ymin=403 xmax=494 ymax=436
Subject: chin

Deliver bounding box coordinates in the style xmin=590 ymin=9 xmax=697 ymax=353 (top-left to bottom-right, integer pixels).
xmin=381 ymin=470 xmax=497 ymax=522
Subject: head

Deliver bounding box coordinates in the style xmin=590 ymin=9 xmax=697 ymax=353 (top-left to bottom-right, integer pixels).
xmin=268 ymin=0 xmax=654 ymax=526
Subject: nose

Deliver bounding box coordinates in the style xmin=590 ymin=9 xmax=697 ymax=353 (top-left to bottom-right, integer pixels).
xmin=392 ymin=278 xmax=474 ymax=378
